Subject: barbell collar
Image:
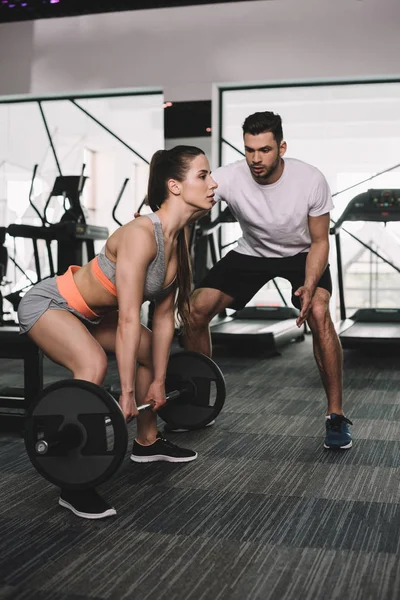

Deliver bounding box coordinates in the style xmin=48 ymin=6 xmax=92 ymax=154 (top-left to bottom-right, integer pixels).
xmin=34 ymin=423 xmax=84 ymax=456
xmin=35 ymin=440 xmax=49 ymax=455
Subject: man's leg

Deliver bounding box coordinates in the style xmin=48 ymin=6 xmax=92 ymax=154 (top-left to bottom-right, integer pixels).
xmin=184 ymin=287 xmax=234 ymax=357
xmin=185 ymin=250 xmax=268 ymax=356
xmin=306 ymin=288 xmax=343 ymax=415
xmin=173 ymin=251 xmax=268 ymax=434
xmin=306 ymin=288 xmax=352 ymax=449
xmin=165 ymin=287 xmax=233 ymax=432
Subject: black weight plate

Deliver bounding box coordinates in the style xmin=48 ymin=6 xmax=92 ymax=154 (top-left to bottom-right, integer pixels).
xmin=159 ymin=351 xmax=226 ymax=430
xmin=25 ymin=379 xmax=128 ymax=490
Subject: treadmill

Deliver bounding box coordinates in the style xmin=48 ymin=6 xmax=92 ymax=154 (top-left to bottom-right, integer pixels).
xmin=331 ymin=188 xmax=400 ymax=349
xmin=193 ymin=209 xmax=305 ymax=355
xmin=210 ymin=305 xmax=304 ymax=355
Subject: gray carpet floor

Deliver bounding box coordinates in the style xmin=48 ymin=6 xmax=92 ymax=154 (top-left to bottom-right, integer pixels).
xmin=1 ymin=335 xmax=400 ymax=600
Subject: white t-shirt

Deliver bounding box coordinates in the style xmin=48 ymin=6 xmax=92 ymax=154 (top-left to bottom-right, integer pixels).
xmin=213 ymin=157 xmax=334 ymax=258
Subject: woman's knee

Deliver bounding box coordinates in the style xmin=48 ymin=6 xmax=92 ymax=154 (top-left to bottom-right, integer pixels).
xmin=73 ymin=350 xmax=108 ymax=385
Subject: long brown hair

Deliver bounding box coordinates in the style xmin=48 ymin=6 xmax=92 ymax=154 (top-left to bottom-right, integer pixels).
xmin=147 ymin=145 xmax=205 ymax=330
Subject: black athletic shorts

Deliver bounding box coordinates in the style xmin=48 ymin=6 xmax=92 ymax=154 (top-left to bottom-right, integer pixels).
xmin=197 ymin=250 xmax=333 ymax=311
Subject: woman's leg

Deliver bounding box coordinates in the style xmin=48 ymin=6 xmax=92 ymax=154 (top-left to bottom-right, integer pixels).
xmin=90 ymin=312 xmax=157 ymax=444
xmin=28 ymin=309 xmax=108 ymax=382
xmin=27 ymin=309 xmax=116 ymax=519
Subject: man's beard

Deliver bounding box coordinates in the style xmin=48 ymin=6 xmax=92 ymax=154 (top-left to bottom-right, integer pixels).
xmin=252 ymin=155 xmax=281 ymax=182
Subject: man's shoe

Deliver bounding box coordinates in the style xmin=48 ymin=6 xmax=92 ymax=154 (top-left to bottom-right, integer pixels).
xmin=324 ymin=414 xmax=353 ymax=449
xmin=130 ymin=433 xmax=198 ymax=463
xmin=163 ymin=419 xmax=216 ymax=433
xmin=59 ymin=489 xmax=117 ymax=519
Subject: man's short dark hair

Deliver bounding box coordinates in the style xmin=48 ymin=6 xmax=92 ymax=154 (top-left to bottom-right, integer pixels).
xmin=242 ymin=111 xmax=283 ymax=146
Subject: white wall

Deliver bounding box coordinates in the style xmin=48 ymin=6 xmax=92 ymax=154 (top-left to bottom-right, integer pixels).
xmin=0 ymin=0 xmax=399 ymax=103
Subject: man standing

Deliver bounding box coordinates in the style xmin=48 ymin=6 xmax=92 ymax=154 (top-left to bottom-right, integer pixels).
xmin=185 ymin=111 xmax=352 ymax=449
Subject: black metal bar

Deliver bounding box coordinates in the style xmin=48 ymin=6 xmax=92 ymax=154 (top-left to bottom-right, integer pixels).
xmin=38 ymin=102 xmax=62 ymax=176
xmin=209 ymin=233 xmax=219 ymax=266
xmin=78 ymin=163 xmax=86 ymax=195
xmin=85 ymin=240 xmax=96 ymax=262
xmin=272 ymin=279 xmax=288 ymax=307
xmin=137 ymin=197 xmax=147 ymax=214
xmin=46 ymin=241 xmax=55 ymax=277
xmin=0 ymin=90 xmax=162 ymax=105
xmin=112 ymin=178 xmax=130 ymax=226
xmin=335 ymin=233 xmax=346 ymax=320
xmin=221 ymin=137 xmax=245 ymax=157
xmin=218 ymin=87 xmax=223 ymax=168
xmin=218 ymin=77 xmax=400 ymax=94
xmin=7 ymin=256 xmax=34 ymax=285
xmin=221 ymin=240 xmax=238 ymax=250
xmin=218 ymin=87 xmax=223 ymax=258
xmin=32 ymin=239 xmax=41 ymax=282
xmin=27 ymin=164 xmax=46 ymax=226
xmin=70 ymin=100 xmax=150 ymax=164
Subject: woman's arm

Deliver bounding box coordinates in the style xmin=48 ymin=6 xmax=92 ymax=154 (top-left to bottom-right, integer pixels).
xmin=115 ymin=223 xmax=156 ymax=418
xmin=146 ymin=291 xmax=176 ymax=407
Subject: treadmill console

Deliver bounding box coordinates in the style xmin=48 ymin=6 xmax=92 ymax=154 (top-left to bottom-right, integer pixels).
xmin=339 ymin=189 xmax=400 ymax=223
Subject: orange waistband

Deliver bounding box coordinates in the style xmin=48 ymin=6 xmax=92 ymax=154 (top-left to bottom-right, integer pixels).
xmin=56 ymin=265 xmax=100 ymax=319
xmin=91 ymin=256 xmax=117 ymax=297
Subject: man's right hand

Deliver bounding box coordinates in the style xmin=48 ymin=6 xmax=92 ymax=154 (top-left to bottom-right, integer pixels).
xmin=118 ymin=392 xmax=138 ymax=422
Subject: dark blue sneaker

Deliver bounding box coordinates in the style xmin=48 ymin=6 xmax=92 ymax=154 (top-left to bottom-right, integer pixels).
xmin=324 ymin=414 xmax=353 ymax=449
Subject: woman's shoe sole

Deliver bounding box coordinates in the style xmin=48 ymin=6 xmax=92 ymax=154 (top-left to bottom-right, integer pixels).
xmin=58 ymin=498 xmax=117 ymax=519
xmin=130 ymin=452 xmax=198 ymax=463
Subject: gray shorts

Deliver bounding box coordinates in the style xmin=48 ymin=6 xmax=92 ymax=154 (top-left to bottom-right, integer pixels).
xmin=18 ymin=277 xmax=102 ymax=335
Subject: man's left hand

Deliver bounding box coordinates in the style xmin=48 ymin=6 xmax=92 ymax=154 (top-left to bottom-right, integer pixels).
xmin=294 ymin=286 xmax=314 ymax=327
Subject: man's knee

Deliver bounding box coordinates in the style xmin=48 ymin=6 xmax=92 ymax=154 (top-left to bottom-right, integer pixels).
xmin=308 ymin=290 xmax=332 ymax=331
xmin=189 ymin=292 xmax=214 ymax=327
xmin=189 ymin=288 xmax=230 ymax=327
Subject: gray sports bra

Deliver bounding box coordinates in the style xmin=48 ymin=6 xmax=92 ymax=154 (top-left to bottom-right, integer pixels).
xmin=97 ymin=212 xmax=176 ymax=302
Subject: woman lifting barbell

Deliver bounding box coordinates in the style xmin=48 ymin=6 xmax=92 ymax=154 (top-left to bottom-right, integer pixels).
xmin=18 ymin=145 xmax=218 ymax=519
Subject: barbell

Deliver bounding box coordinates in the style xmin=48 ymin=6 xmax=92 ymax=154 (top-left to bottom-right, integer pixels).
xmin=24 ymin=351 xmax=226 ymax=490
